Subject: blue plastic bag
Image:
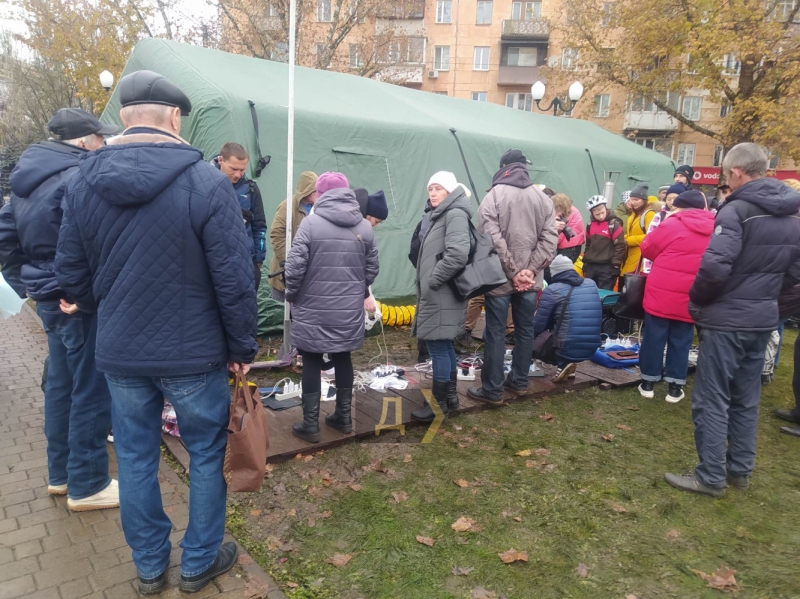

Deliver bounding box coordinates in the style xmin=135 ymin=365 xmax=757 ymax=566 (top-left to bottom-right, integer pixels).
xmin=590 ymin=344 xmax=640 ymax=368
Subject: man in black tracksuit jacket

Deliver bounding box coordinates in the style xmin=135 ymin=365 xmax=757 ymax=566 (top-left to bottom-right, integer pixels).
xmin=664 ymin=143 xmax=800 ymax=497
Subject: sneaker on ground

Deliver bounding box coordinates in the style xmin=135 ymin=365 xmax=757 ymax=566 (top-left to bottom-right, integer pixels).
xmin=638 ymin=380 xmax=655 ymax=399
xmin=665 ymin=383 xmax=685 ymax=404
xmin=47 ymin=483 xmax=68 ymax=496
xmin=726 ymin=473 xmax=750 ymax=489
xmin=664 ymin=472 xmax=724 ymax=498
xmin=179 ymin=542 xmax=238 ymax=593
xmin=553 ymin=362 xmax=577 ymax=383
xmin=67 ymin=479 xmax=119 ymax=512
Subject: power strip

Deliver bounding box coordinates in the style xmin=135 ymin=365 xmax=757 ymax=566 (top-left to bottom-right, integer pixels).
xmin=276 ymin=381 xmax=302 ymax=401
xmin=457 ymin=365 xmax=476 ymax=381
xmin=372 ymin=365 xmax=406 ymax=378
xmin=528 ymin=361 xmax=546 ymax=378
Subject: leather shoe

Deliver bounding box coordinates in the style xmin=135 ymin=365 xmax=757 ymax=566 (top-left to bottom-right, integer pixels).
xmin=138 ymin=570 xmax=168 ymax=595
xmin=780 ymin=425 xmax=800 ymax=438
xmin=179 ymin=542 xmax=238 ymax=593
xmin=774 ymin=408 xmax=800 ymax=424
xmin=467 ymin=386 xmax=504 ymax=405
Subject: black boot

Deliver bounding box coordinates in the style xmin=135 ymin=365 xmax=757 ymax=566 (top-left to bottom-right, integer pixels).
xmin=447 ymin=371 xmax=459 ymax=410
xmin=411 ymin=380 xmax=449 ymax=423
xmin=325 ymin=388 xmax=353 ymax=434
xmin=292 ymin=392 xmax=321 ymax=443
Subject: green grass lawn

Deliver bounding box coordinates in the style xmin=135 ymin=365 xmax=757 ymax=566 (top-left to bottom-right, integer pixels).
xmin=228 ymin=331 xmax=800 ymax=599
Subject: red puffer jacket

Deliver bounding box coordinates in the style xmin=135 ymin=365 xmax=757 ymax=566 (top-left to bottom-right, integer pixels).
xmin=641 ymin=209 xmax=715 ymax=323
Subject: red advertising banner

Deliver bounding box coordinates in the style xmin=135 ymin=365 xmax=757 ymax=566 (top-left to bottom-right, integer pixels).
xmin=692 ymin=167 xmax=800 ymax=186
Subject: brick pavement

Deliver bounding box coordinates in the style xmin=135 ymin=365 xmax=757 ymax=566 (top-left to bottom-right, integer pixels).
xmin=0 ymin=306 xmax=286 ymax=599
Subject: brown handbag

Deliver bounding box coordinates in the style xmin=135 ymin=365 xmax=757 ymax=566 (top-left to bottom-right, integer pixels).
xmin=223 ymin=370 xmax=270 ymax=492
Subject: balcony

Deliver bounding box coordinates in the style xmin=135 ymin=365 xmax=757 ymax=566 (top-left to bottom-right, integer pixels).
xmin=623 ymin=111 xmax=678 ymax=131
xmin=501 ymin=18 xmax=549 ymax=40
xmin=376 ymin=0 xmax=424 ymax=19
xmin=374 ymin=65 xmax=424 ymax=85
xmin=497 ymin=65 xmax=541 ymax=86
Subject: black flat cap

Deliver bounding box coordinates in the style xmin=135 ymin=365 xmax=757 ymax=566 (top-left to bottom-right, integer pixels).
xmin=499 ymin=149 xmax=531 ymax=168
xmin=118 ymin=70 xmax=192 ymax=116
xmin=48 ymin=108 xmax=120 ymax=140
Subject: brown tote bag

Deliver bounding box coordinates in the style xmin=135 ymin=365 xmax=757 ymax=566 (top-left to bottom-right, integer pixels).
xmin=223 ymin=370 xmax=270 ymax=492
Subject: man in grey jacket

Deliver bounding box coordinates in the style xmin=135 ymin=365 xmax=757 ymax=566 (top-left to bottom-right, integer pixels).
xmin=468 ymin=150 xmax=558 ymax=403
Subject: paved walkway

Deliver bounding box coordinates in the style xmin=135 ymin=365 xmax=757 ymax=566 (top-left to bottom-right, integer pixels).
xmin=0 ymin=306 xmax=285 ymax=599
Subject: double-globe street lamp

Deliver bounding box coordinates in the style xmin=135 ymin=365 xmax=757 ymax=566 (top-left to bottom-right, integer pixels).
xmin=531 ymin=80 xmax=584 ymax=116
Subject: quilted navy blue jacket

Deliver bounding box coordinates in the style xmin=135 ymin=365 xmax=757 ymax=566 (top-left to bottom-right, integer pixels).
xmin=55 ymin=128 xmax=258 ymax=376
xmin=0 ymin=140 xmax=87 ymax=301
xmin=534 ymin=270 xmax=602 ymax=363
xmin=689 ymin=177 xmax=800 ymax=332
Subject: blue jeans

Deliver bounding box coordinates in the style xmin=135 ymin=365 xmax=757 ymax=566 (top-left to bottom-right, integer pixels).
xmin=105 ymin=366 xmax=230 ymax=579
xmin=37 ymin=302 xmax=111 ymax=500
xmin=426 ymin=340 xmax=457 ymax=382
xmin=639 ymin=313 xmax=695 ymax=385
xmin=483 ymin=291 xmax=538 ymax=397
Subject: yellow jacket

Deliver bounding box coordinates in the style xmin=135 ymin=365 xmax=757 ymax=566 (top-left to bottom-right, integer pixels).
xmin=621 ymin=199 xmax=661 ymax=274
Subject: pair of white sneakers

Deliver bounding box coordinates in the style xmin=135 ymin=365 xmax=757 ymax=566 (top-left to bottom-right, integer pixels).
xmin=48 ymin=479 xmax=120 ymax=511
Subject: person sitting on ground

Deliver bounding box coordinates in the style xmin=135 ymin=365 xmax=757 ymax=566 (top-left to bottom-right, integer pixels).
xmin=212 ymin=143 xmax=267 ymax=290
xmin=621 ymin=183 xmax=659 ymax=278
xmin=533 ymin=255 xmax=602 ymax=382
xmin=411 ymin=171 xmax=473 ymax=422
xmin=551 ymin=193 xmax=585 ymax=264
xmin=637 ymin=190 xmax=714 ymax=403
xmin=285 ymin=172 xmax=379 ymax=443
xmin=268 ymin=171 xmax=318 ymax=303
xmin=582 ymin=195 xmax=625 ymax=291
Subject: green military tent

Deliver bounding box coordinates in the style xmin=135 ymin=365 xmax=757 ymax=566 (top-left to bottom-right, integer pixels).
xmin=102 ymin=37 xmax=674 ymax=315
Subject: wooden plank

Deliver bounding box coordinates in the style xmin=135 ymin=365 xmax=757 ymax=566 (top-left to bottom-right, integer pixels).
xmin=576 ymin=361 xmax=640 ymax=388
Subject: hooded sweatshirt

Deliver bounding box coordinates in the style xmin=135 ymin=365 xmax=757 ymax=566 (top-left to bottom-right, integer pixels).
xmin=621 ymin=198 xmax=662 ymax=274
xmin=0 ymin=140 xmax=87 ymax=301
xmin=54 ymin=126 xmax=258 ymax=375
xmin=689 ymin=177 xmax=800 ymax=331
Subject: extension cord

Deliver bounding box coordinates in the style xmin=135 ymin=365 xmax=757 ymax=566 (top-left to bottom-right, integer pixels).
xmin=276 ymin=381 xmax=302 ymax=401
xmin=528 ymin=362 xmax=546 ymax=378
xmin=372 ymin=365 xmax=405 ymax=378
xmin=457 ymin=365 xmax=476 ymax=381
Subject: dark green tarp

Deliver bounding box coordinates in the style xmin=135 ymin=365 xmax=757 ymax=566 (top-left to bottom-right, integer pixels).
xmin=103 ymin=37 xmax=675 ymax=306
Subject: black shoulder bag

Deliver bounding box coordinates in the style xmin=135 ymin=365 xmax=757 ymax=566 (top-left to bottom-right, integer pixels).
xmin=533 ymin=286 xmax=575 ymax=364
xmin=441 ymin=218 xmax=508 ymax=301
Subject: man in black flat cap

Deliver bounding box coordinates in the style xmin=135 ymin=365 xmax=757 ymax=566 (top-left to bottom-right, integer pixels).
xmin=53 ymin=70 xmax=258 ymax=595
xmin=0 ymin=108 xmax=120 ymax=512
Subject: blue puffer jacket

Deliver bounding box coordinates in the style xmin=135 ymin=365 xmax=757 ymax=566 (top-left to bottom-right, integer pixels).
xmin=689 ymin=178 xmax=800 ymax=332
xmin=534 ymin=270 xmax=602 ymax=362
xmin=55 ymin=127 xmax=258 ymax=376
xmin=0 ymin=140 xmax=87 ymax=301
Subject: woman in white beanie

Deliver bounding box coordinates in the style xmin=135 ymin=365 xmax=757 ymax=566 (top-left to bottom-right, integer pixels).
xmin=411 ymin=171 xmax=473 ymax=422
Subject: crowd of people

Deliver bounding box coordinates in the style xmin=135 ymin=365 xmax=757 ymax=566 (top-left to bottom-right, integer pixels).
xmin=1 ymin=68 xmax=800 ymax=594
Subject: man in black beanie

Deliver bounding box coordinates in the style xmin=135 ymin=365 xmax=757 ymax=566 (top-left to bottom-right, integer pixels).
xmin=674 ymin=165 xmax=695 ymax=187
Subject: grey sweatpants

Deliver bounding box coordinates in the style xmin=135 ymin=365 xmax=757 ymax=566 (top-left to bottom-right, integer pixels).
xmin=692 ymin=329 xmax=771 ymax=488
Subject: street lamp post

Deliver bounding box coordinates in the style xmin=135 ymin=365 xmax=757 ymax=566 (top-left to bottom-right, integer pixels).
xmin=531 ymin=80 xmax=584 ymax=116
xmin=99 ymin=70 xmax=114 ymax=92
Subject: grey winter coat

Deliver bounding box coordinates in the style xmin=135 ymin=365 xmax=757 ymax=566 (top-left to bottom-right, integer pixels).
xmin=412 ymin=188 xmax=472 ymax=340
xmin=284 ymin=188 xmax=379 ymax=353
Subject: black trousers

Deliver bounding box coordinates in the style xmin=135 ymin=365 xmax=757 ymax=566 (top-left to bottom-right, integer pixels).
xmin=583 ymin=262 xmax=618 ymax=291
xmin=254 ymin=260 xmax=262 ymax=291
xmin=301 ymin=351 xmax=354 ymax=395
xmin=792 ymin=333 xmax=800 ymax=417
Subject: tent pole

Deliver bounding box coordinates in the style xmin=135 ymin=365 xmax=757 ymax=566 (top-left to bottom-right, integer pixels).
xmin=281 ymin=0 xmax=297 ymax=358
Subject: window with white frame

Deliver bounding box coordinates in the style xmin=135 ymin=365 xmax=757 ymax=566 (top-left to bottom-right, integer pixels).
xmin=722 ymin=53 xmax=741 ymax=75
xmin=720 ymin=101 xmax=731 ymax=117
xmin=349 ymin=0 xmax=366 ymax=23
xmin=686 ymin=54 xmax=699 ymax=75
xmin=436 ymin=0 xmax=452 ymax=23
xmin=630 ymin=91 xmax=679 ymax=113
xmin=317 ymin=0 xmax=332 ymax=22
xmin=387 ymin=41 xmax=401 ymax=63
xmin=676 ymin=143 xmax=696 ymax=165
xmin=407 ymin=37 xmax=425 ymax=64
xmin=593 ymin=94 xmax=610 ymax=117
xmin=477 ymin=0 xmax=492 ymax=24
xmin=506 ymin=92 xmax=533 ymax=111
xmin=771 ymin=0 xmax=797 ymax=21
xmin=472 ymin=92 xmax=488 ymax=102
xmin=473 ymin=47 xmax=490 ymax=70
xmin=682 ymin=96 xmax=702 ymax=120
xmin=507 ymin=46 xmax=537 ymax=66
xmin=512 ymin=1 xmax=541 ymax=20
xmin=433 ymin=45 xmax=450 ymax=70
xmin=601 ymin=2 xmax=615 ymax=27
xmin=633 ymin=136 xmax=673 ymax=158
xmin=267 ymin=3 xmax=278 ymax=17
xmin=349 ymin=44 xmax=364 ymax=69
xmin=713 ymin=145 xmax=724 ymax=167
xmin=561 ymin=48 xmax=578 ymax=70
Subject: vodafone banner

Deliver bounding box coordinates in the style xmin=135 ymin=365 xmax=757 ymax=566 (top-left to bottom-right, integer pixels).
xmin=692 ymin=167 xmax=800 ymax=186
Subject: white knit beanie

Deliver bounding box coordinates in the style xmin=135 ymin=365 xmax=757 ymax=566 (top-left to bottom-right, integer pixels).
xmin=427 ymin=171 xmax=472 ymax=197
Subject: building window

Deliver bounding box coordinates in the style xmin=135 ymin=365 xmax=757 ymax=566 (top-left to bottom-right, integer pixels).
xmin=676 ymin=143 xmax=696 ymax=165
xmin=270 ymin=42 xmax=289 ymax=63
xmin=436 ymin=0 xmax=452 ymax=23
xmin=629 ymin=91 xmax=679 ymax=113
xmin=633 ymin=137 xmax=673 ymax=157
xmin=387 ymin=42 xmax=401 ymax=63
xmin=267 ymin=3 xmax=278 ymax=17
xmin=512 ymin=1 xmax=541 ymax=20
xmin=472 ymin=92 xmax=488 ymax=102
xmin=407 ymin=37 xmax=425 ymax=64
xmin=561 ymin=48 xmax=578 ymax=70
xmin=593 ymin=94 xmax=610 ymax=117
xmin=713 ymin=145 xmax=724 ymax=167
xmin=317 ymin=0 xmax=332 ymax=22
xmin=771 ymin=0 xmax=797 ymax=21
xmin=473 ymin=47 xmax=490 ymax=71
xmin=722 ymin=53 xmax=741 ymax=75
xmin=506 ymin=92 xmax=532 ymax=111
xmin=682 ymin=96 xmax=702 ymax=120
xmin=477 ymin=0 xmax=492 ymax=24
xmin=349 ymin=44 xmax=364 ymax=69
xmin=433 ymin=45 xmax=450 ymax=70
xmin=601 ymin=2 xmax=615 ymax=27
xmin=720 ymin=101 xmax=731 ymax=117
xmin=349 ymin=0 xmax=366 ymax=23
xmin=507 ymin=46 xmax=537 ymax=66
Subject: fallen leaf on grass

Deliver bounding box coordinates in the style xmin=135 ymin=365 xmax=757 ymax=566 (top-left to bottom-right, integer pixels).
xmin=452 ymin=566 xmax=474 ymax=576
xmin=626 ymin=595 xmax=638 ymax=599
xmin=287 ymin=509 xmax=296 ymax=517
xmin=453 ymin=424 xmax=463 ymax=431
xmin=391 ymin=490 xmax=409 ymax=504
xmin=365 ymin=459 xmax=387 ymax=473
xmin=238 ymin=554 xmax=254 ymax=565
xmin=303 ymin=455 xmax=314 ymax=462
xmin=307 ymin=518 xmax=316 ymax=528
xmin=317 ymin=511 xmax=332 ymax=520
xmin=515 ymin=449 xmax=532 ymax=457
xmin=665 ymin=529 xmax=681 ymax=540
xmin=416 ymin=535 xmax=435 ymax=547
xmin=616 ymin=424 xmax=632 ymax=431
xmin=602 ymin=434 xmax=615 ymax=442
xmin=471 ymin=588 xmax=497 ymax=599
xmin=690 ymin=566 xmax=739 ymax=592
xmin=525 ymin=459 xmax=545 ymax=468
xmin=513 ymin=516 xmax=523 ymax=522
xmin=534 ymin=448 xmax=551 ymax=456
xmin=609 ymin=502 xmax=628 ymax=514
xmin=543 ymin=463 xmax=558 ymax=472
xmin=325 ymin=553 xmax=352 ymax=567
xmin=264 ymin=464 xmax=276 ymax=473
xmin=249 ymin=509 xmax=262 ymax=517
xmin=498 ymin=549 xmax=528 ymax=564
xmin=403 ymin=454 xmax=413 ymax=463
xmin=267 ymin=537 xmax=282 ymax=551
xmin=308 ymin=486 xmax=323 ymax=497
xmin=348 ymin=484 xmax=362 ymax=492
xmin=285 ymin=582 xmax=299 ymax=589
xmin=243 ymin=579 xmax=271 ymax=599
xmin=454 ymin=479 xmax=470 ymax=488
xmin=626 ymin=406 xmax=641 ymax=411
xmin=576 ymin=563 xmax=589 ymax=578
xmin=451 ymin=516 xmax=478 ymax=532
xmin=539 ymin=413 xmax=554 ymax=422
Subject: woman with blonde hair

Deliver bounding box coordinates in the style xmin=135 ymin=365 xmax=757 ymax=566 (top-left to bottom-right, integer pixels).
xmin=550 ymin=193 xmax=585 ymax=263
